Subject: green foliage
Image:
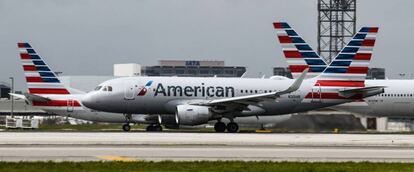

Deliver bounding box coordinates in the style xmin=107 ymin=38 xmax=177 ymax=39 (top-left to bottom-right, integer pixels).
xmin=0 ymin=161 xmax=413 ymax=172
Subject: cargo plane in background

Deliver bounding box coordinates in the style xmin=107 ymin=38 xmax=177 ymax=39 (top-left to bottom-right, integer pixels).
xmin=81 ymin=25 xmax=383 ymax=132
xmin=274 ymin=22 xmax=414 ymax=117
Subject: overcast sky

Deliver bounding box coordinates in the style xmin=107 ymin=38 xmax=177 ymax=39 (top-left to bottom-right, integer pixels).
xmin=1 ymin=0 xmax=413 ymax=90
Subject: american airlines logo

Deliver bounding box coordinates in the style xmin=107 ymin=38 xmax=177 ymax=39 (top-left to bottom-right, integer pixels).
xmin=137 ymin=80 xmax=153 ymax=96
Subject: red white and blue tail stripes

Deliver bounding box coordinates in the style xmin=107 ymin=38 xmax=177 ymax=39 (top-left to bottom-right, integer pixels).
xmin=318 ymin=27 xmax=378 ymax=82
xmin=273 ymin=22 xmax=326 ymax=78
xmin=273 ymin=22 xmax=378 ymax=101
xmin=308 ymin=27 xmax=378 ymax=101
xmin=18 ymin=43 xmax=70 ymax=95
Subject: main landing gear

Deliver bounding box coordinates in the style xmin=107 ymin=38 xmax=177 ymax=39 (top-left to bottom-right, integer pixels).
xmin=226 ymin=122 xmax=239 ymax=133
xmin=214 ymin=121 xmax=226 ymax=133
xmin=146 ymin=124 xmax=163 ymax=132
xmin=214 ymin=121 xmax=239 ymax=133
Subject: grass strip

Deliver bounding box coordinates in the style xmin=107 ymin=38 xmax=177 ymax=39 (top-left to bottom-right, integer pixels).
xmin=0 ymin=161 xmax=413 ymax=172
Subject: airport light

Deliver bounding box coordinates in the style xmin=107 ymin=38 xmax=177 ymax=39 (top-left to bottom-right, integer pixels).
xmin=9 ymin=77 xmax=14 ymax=117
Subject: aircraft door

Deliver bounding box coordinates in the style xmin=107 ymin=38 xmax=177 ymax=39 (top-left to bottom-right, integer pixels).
xmin=67 ymin=99 xmax=74 ymax=112
xmin=124 ymin=80 xmax=136 ymax=100
xmin=311 ymin=83 xmax=321 ymax=103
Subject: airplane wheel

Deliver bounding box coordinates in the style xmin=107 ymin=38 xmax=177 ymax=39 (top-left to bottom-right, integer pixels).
xmin=146 ymin=125 xmax=163 ymax=132
xmin=154 ymin=125 xmax=163 ymax=132
xmin=122 ymin=124 xmax=131 ymax=132
xmin=226 ymin=122 xmax=239 ymax=133
xmin=146 ymin=125 xmax=154 ymax=132
xmin=214 ymin=122 xmax=226 ymax=133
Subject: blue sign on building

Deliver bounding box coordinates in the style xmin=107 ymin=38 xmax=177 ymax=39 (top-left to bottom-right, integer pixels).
xmin=185 ymin=61 xmax=200 ymax=66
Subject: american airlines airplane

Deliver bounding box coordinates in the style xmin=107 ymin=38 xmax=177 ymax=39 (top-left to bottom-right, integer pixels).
xmin=13 ymin=43 xmax=297 ymax=132
xmin=274 ymin=22 xmax=414 ymax=117
xmin=81 ymin=25 xmax=383 ymax=133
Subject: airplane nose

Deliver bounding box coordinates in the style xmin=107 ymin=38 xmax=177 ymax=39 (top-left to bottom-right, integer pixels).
xmin=81 ymin=94 xmax=96 ymax=109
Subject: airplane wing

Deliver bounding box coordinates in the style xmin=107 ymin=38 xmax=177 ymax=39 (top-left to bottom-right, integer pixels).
xmin=193 ymin=68 xmax=308 ymax=107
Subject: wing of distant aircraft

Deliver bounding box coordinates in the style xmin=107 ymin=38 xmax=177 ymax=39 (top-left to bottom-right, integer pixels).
xmin=195 ymin=68 xmax=308 ymax=107
xmin=339 ymin=86 xmax=386 ymax=98
xmin=9 ymin=93 xmax=51 ymax=102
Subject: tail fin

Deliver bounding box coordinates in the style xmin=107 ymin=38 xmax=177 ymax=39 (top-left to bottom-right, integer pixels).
xmin=273 ymin=22 xmax=326 ymax=78
xmin=316 ymin=27 xmax=378 ymax=82
xmin=301 ymin=27 xmax=379 ymax=102
xmin=18 ymin=43 xmax=71 ymax=95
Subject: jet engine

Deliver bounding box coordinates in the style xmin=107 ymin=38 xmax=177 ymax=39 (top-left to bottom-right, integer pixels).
xmin=175 ymin=105 xmax=213 ymax=125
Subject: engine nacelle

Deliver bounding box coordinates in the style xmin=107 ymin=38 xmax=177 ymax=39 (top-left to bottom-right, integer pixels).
xmin=175 ymin=105 xmax=212 ymax=126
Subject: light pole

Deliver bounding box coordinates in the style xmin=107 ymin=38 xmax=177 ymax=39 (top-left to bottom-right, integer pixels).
xmin=9 ymin=77 xmax=14 ymax=117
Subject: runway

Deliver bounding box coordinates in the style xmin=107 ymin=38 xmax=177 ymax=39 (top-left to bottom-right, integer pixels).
xmin=1 ymin=132 xmax=414 ymax=162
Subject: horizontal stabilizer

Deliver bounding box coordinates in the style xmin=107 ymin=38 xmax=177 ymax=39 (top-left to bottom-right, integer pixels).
xmin=339 ymin=86 xmax=385 ymax=98
xmin=9 ymin=93 xmax=51 ymax=102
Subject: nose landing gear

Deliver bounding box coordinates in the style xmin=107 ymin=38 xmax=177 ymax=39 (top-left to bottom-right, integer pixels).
xmin=122 ymin=123 xmax=131 ymax=132
xmin=122 ymin=114 xmax=132 ymax=132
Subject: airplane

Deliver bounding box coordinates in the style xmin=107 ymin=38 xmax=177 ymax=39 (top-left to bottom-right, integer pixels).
xmin=81 ymin=25 xmax=383 ymax=133
xmin=12 ymin=42 xmax=293 ymax=131
xmin=274 ymin=22 xmax=414 ymax=117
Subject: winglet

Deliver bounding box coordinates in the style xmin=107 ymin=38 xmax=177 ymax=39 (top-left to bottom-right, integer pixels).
xmin=277 ymin=68 xmax=308 ymax=95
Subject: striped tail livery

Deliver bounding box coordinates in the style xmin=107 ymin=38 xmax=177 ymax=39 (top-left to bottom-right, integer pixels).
xmin=17 ymin=42 xmax=83 ymax=108
xmin=273 ymin=22 xmax=326 ymax=78
xmin=18 ymin=42 xmax=71 ymax=95
xmin=273 ymin=22 xmax=378 ymax=80
xmin=273 ymin=22 xmax=381 ymax=102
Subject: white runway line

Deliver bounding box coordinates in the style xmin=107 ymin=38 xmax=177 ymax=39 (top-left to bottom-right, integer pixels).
xmin=1 ymin=132 xmax=414 ymax=162
xmin=0 ymin=132 xmax=413 ymax=147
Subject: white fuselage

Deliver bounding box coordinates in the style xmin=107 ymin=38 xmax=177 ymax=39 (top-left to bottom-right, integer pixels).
xmin=333 ymin=80 xmax=414 ymax=117
xmin=81 ymin=76 xmax=364 ymax=117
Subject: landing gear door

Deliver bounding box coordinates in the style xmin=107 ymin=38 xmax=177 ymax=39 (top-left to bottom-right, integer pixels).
xmin=124 ymin=80 xmax=136 ymax=100
xmin=311 ymin=83 xmax=321 ymax=103
xmin=67 ymin=99 xmax=74 ymax=112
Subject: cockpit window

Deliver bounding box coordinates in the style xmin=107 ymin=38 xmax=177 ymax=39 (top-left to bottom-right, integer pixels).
xmin=94 ymin=86 xmax=102 ymax=91
xmin=98 ymin=86 xmax=113 ymax=92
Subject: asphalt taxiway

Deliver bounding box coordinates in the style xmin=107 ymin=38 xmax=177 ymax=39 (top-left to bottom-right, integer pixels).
xmin=1 ymin=132 xmax=414 ymax=162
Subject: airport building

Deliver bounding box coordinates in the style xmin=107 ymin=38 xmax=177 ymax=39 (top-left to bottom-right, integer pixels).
xmin=113 ymin=60 xmax=246 ymax=78
xmin=142 ymin=60 xmax=246 ymax=77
